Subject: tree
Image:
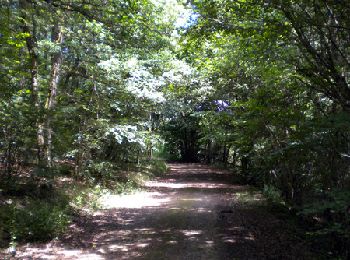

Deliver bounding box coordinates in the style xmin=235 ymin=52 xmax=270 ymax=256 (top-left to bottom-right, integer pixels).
xmin=181 ymin=0 xmax=350 ymax=205
xmin=273 ymin=0 xmax=350 ymax=112
xmin=0 ymin=0 xmax=192 ymax=178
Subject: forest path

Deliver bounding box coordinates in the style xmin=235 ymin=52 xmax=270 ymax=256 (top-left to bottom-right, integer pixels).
xmin=17 ymin=163 xmax=312 ymax=259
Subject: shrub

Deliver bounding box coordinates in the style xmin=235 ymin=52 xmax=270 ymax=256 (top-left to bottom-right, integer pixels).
xmin=263 ymin=184 xmax=284 ymax=205
xmin=70 ymin=184 xmax=106 ymax=210
xmin=148 ymin=159 xmax=168 ymax=176
xmin=0 ymin=195 xmax=71 ymax=244
xmin=297 ymin=189 xmax=350 ymax=258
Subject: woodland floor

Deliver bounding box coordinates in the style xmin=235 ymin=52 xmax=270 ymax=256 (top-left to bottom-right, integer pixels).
xmin=7 ymin=164 xmax=315 ymax=259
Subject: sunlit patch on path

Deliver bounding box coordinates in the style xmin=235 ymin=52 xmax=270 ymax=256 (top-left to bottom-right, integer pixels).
xmin=100 ymin=192 xmax=171 ymax=209
xmin=14 ymin=163 xmax=312 ymax=259
xmin=144 ymin=181 xmax=238 ymax=189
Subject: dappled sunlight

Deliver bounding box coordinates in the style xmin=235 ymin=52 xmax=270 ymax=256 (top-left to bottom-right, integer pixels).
xmin=134 ymin=228 xmax=157 ymax=234
xmin=1 ymin=0 xmax=336 ymax=254
xmin=244 ymin=233 xmax=255 ymax=241
xmin=205 ymin=240 xmax=214 ymax=246
xmin=228 ymin=226 xmax=245 ymax=231
xmin=14 ymin=163 xmax=304 ymax=259
xmin=100 ymin=191 xmax=171 ymax=209
xmin=166 ymin=163 xmax=230 ymax=175
xmin=197 ymin=207 xmax=212 ymax=213
xmin=108 ymin=244 xmax=129 ymax=252
xmin=181 ymin=197 xmax=203 ymax=201
xmin=18 ymin=246 xmax=104 ymax=260
xmin=99 ymin=163 xmax=242 ymax=212
xmin=166 ymin=240 xmax=178 ymax=245
xmin=181 ymin=229 xmax=203 ymax=236
xmin=222 ymin=237 xmax=237 ymax=244
xmin=145 ymin=180 xmax=242 ymax=190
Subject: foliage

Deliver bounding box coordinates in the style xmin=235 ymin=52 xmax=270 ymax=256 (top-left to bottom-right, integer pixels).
xmin=1 ymin=0 xmax=350 ymax=257
xmin=144 ymin=159 xmax=168 ymax=177
xmin=70 ymin=159 xmax=168 ymax=210
xmin=178 ymin=1 xmax=350 ymax=257
xmin=180 ymin=0 xmax=350 ymax=205
xmin=263 ymin=185 xmax=284 ymax=205
xmin=70 ymin=184 xmax=107 ymax=210
xmin=0 ymin=195 xmax=70 ymax=243
xmin=297 ymin=189 xmax=350 ymax=258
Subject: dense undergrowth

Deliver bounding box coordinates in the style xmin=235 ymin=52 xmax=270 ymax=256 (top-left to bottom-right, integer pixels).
xmin=233 ymin=173 xmax=350 ymax=259
xmin=0 ymin=159 xmax=168 ymax=249
xmin=211 ymin=157 xmax=349 ymax=258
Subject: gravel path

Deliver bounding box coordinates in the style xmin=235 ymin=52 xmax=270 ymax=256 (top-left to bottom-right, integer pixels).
xmin=14 ymin=163 xmax=313 ymax=259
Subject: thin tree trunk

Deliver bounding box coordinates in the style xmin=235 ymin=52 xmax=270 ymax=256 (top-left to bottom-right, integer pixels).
xmin=19 ymin=0 xmax=45 ymax=164
xmin=207 ymin=139 xmax=212 ymax=164
xmin=45 ymin=21 xmax=63 ymax=168
xmin=222 ymin=144 xmax=228 ymax=164
xmin=148 ymin=113 xmax=153 ymax=159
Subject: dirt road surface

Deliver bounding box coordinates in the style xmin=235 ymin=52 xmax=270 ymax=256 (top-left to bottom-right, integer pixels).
xmin=13 ymin=163 xmax=313 ymax=259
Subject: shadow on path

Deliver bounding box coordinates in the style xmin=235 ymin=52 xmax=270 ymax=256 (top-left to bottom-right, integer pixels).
xmin=15 ymin=163 xmax=312 ymax=259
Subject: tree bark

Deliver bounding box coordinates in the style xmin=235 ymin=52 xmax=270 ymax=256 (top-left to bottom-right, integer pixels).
xmin=45 ymin=21 xmax=63 ymax=167
xmin=19 ymin=0 xmax=45 ymax=164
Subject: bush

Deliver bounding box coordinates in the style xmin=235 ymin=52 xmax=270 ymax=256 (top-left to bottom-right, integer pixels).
xmin=70 ymin=184 xmax=107 ymax=210
xmin=148 ymin=159 xmax=168 ymax=176
xmin=0 ymin=195 xmax=71 ymax=244
xmin=263 ymin=184 xmax=284 ymax=205
xmin=85 ymin=161 xmax=115 ymax=181
xmin=297 ymin=189 xmax=350 ymax=258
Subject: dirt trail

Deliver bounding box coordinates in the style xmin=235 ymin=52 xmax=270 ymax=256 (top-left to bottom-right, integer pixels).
xmin=15 ymin=163 xmax=312 ymax=259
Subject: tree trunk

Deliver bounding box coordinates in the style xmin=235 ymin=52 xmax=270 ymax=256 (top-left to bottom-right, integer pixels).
xmin=222 ymin=144 xmax=228 ymax=164
xmin=19 ymin=0 xmax=45 ymax=164
xmin=45 ymin=21 xmax=63 ymax=168
xmin=148 ymin=113 xmax=153 ymax=159
xmin=6 ymin=140 xmax=13 ymax=176
xmin=206 ymin=139 xmax=212 ymax=164
xmin=241 ymin=156 xmax=249 ymax=175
